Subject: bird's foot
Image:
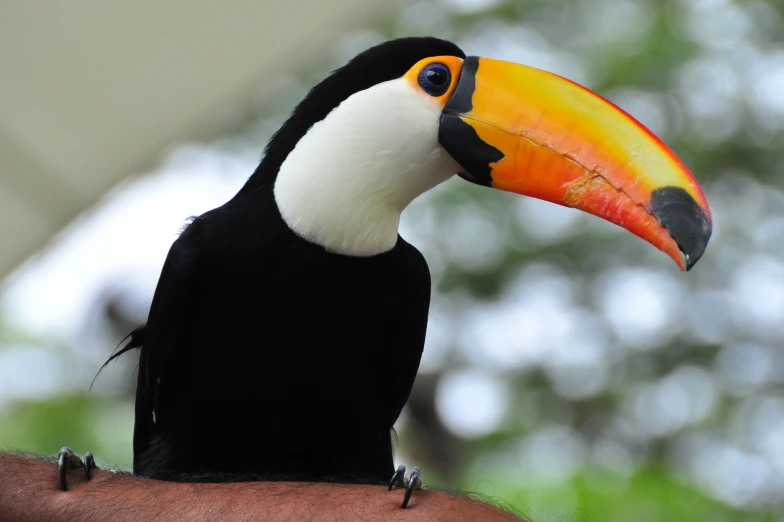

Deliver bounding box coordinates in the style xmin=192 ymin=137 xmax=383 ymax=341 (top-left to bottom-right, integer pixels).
xmin=58 ymin=447 xmax=97 ymax=491
xmin=388 ymin=464 xmax=422 ymax=508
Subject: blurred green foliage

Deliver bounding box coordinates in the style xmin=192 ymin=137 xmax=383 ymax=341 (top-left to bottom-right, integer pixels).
xmin=0 ymin=395 xmax=133 ymax=467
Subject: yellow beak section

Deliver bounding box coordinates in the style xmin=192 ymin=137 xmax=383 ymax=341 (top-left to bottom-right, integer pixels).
xmin=439 ymin=57 xmax=712 ymax=271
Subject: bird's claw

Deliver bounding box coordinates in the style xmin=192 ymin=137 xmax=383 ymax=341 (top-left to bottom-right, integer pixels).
xmin=58 ymin=447 xmax=97 ymax=491
xmin=388 ymin=464 xmax=422 ymax=508
xmin=388 ymin=464 xmax=406 ymax=490
xmin=84 ymin=451 xmax=96 ymax=480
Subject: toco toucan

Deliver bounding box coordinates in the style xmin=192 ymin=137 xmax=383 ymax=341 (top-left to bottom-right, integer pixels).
xmin=58 ymin=36 xmax=711 ymax=508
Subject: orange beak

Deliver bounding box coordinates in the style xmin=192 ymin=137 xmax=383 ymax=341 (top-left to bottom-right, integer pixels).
xmin=439 ymin=57 xmax=712 ymax=270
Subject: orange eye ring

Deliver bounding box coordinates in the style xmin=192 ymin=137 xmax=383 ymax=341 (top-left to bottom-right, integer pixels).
xmin=403 ymin=56 xmax=464 ymax=106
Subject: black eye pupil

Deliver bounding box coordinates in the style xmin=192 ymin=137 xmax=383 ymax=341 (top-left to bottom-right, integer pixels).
xmin=417 ymin=63 xmax=451 ymax=97
xmin=426 ymin=69 xmax=447 ymax=86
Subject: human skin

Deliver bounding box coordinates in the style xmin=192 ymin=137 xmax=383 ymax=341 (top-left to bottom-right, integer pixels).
xmin=0 ymin=452 xmax=524 ymax=522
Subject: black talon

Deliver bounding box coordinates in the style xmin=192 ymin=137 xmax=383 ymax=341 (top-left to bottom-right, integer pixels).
xmin=401 ymin=466 xmax=421 ymax=509
xmin=388 ymin=464 xmax=406 ymax=491
xmin=57 ymin=447 xmax=97 ymax=491
xmin=388 ymin=464 xmax=422 ymax=508
xmin=84 ymin=452 xmax=96 ymax=480
xmin=58 ymin=447 xmax=82 ymax=491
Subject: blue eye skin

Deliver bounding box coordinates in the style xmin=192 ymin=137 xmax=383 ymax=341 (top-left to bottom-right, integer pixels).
xmin=417 ymin=63 xmax=451 ymax=97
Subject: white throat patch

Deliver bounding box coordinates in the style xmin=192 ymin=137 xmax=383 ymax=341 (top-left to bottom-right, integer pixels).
xmin=273 ymin=78 xmax=460 ymax=257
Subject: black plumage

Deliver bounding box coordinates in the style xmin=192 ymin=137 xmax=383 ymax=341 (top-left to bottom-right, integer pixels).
xmin=119 ymin=37 xmax=465 ymax=483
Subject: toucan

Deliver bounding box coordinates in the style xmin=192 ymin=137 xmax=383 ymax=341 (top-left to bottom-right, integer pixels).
xmin=57 ymin=37 xmax=712 ymax=508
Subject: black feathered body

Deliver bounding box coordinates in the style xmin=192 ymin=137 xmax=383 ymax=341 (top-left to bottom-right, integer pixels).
xmin=131 ymin=186 xmax=431 ymax=483
xmin=119 ymin=37 xmax=466 ymax=485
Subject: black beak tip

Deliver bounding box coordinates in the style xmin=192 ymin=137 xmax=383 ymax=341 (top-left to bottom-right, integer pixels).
xmin=650 ymin=187 xmax=712 ymax=271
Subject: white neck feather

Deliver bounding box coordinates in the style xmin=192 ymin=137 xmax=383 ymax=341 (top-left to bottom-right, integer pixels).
xmin=273 ymin=78 xmax=459 ymax=257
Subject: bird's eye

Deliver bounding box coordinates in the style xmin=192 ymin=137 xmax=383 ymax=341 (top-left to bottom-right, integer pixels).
xmin=417 ymin=63 xmax=451 ymax=97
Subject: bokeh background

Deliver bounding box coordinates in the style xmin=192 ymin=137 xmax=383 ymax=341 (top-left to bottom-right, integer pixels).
xmin=2 ymin=0 xmax=783 ymax=520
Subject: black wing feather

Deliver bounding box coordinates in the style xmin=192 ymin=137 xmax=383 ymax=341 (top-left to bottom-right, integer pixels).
xmin=132 ymin=219 xmax=206 ymax=463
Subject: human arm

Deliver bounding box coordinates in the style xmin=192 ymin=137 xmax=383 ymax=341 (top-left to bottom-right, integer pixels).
xmin=0 ymin=452 xmax=524 ymax=522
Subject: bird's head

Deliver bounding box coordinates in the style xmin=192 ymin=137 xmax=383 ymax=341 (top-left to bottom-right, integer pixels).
xmin=263 ymin=37 xmax=711 ymax=270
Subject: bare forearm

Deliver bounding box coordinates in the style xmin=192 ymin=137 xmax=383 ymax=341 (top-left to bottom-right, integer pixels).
xmin=0 ymin=452 xmax=523 ymax=521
